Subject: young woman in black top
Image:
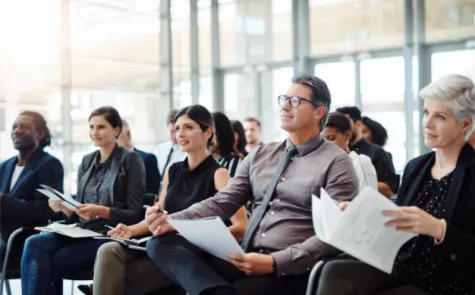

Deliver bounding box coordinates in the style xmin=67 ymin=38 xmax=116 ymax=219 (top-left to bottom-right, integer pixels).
xmin=212 ymin=112 xmax=242 ymax=177
xmin=91 ymin=105 xmax=247 ymax=295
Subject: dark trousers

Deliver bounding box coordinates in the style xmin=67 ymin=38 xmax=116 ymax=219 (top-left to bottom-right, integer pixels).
xmin=315 ymin=259 xmax=429 ymax=295
xmin=146 ymin=233 xmax=309 ymax=295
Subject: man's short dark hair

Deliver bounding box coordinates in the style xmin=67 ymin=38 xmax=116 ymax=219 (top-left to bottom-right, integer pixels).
xmin=292 ymin=73 xmax=332 ymax=129
xmin=325 ymin=112 xmax=352 ymax=134
xmin=244 ymin=117 xmax=261 ymax=128
xmin=336 ymin=106 xmax=362 ymax=122
xmin=167 ymin=109 xmax=178 ymax=125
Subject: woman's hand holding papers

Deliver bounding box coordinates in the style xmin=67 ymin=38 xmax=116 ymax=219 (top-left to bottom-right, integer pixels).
xmin=76 ymin=204 xmax=110 ymax=220
xmin=383 ymin=206 xmax=446 ymax=241
xmin=227 ymin=253 xmax=274 ymax=275
xmin=144 ymin=204 xmax=174 ymax=236
xmin=49 ymin=200 xmax=73 ymax=217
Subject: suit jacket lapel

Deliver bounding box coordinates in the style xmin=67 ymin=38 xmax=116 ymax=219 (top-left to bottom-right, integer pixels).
xmin=77 ymin=157 xmax=96 ymax=203
xmin=402 ymin=153 xmax=435 ymax=206
xmin=107 ymin=148 xmax=122 ymax=205
xmin=445 ymin=143 xmax=472 ymax=221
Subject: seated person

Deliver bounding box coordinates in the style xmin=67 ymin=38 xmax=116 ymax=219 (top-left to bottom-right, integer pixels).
xmin=117 ymin=118 xmax=161 ymax=194
xmin=142 ymin=73 xmax=358 ymax=295
xmin=212 ymin=112 xmax=242 ymax=177
xmin=322 ymin=112 xmax=378 ymax=192
xmin=337 ymin=106 xmax=398 ymax=197
xmin=316 ymin=74 xmax=475 ymax=295
xmin=92 ymin=104 xmax=248 ymax=295
xmin=21 ymin=106 xmax=145 ymax=295
xmin=0 ymin=111 xmax=64 ymax=265
xmin=231 ymin=120 xmax=248 ymax=159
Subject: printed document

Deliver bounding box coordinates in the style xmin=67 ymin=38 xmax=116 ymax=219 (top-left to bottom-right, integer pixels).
xmin=37 ymin=184 xmax=80 ymax=210
xmin=35 ymin=223 xmax=102 ymax=238
xmin=167 ymin=217 xmax=244 ymax=260
xmin=313 ymin=187 xmax=417 ymax=273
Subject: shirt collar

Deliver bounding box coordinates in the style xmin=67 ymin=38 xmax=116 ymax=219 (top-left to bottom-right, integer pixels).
xmin=285 ymin=134 xmax=324 ymax=157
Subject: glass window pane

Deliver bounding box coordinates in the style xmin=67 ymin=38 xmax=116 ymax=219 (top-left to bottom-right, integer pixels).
xmin=431 ymin=50 xmax=475 ymax=80
xmin=71 ymin=2 xmax=160 ymax=64
xmin=220 ymin=0 xmax=292 ymax=66
xmin=361 ymin=56 xmax=405 ymax=172
xmin=315 ymin=62 xmax=355 ymax=109
xmin=425 ymin=0 xmax=475 ymax=43
xmin=310 ymin=0 xmax=404 ymax=55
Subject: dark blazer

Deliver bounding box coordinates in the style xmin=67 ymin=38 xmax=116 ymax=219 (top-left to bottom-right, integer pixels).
xmin=396 ymin=143 xmax=475 ymax=293
xmin=134 ymin=148 xmax=160 ymax=194
xmin=0 ymin=148 xmax=64 ymax=240
xmin=76 ymin=146 xmax=145 ymax=226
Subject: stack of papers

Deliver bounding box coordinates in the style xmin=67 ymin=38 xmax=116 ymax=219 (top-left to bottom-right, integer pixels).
xmin=312 ymin=187 xmax=417 ymax=273
xmin=37 ymin=184 xmax=80 ymax=210
xmin=35 ymin=223 xmax=102 ymax=238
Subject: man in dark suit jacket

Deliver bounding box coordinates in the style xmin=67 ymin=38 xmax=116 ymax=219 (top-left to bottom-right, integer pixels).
xmin=0 ymin=111 xmax=64 ymax=264
xmin=117 ymin=119 xmax=160 ymax=195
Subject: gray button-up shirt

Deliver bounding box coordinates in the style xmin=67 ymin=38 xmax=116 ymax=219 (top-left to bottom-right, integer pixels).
xmin=171 ymin=135 xmax=358 ymax=276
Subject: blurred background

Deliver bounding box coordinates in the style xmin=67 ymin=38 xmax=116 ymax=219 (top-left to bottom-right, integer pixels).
xmin=0 ymin=0 xmax=473 ymax=192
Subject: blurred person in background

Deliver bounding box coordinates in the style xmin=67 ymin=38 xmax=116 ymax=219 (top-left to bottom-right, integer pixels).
xmin=337 ymin=106 xmax=398 ymax=198
xmin=231 ymin=120 xmax=248 ymax=159
xmin=243 ymin=116 xmax=263 ymax=152
xmin=212 ymin=112 xmax=242 ymax=177
xmin=117 ymin=119 xmax=160 ymax=195
xmin=154 ymin=109 xmax=186 ymax=180
xmin=361 ymin=116 xmax=389 ymax=147
xmin=322 ymin=112 xmax=378 ymax=192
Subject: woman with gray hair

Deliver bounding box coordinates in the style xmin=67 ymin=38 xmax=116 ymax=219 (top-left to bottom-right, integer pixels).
xmin=315 ymin=74 xmax=475 ymax=295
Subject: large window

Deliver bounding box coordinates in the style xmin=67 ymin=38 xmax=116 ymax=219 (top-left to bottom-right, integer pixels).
xmin=219 ymin=0 xmax=292 ymax=66
xmin=315 ymin=61 xmax=356 ymax=110
xmin=310 ymin=0 xmax=404 ymax=55
xmin=361 ymin=56 xmax=406 ymax=172
xmin=425 ymin=0 xmax=475 ymax=43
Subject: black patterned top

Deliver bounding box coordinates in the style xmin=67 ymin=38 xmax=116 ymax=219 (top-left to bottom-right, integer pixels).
xmin=395 ymin=171 xmax=468 ymax=295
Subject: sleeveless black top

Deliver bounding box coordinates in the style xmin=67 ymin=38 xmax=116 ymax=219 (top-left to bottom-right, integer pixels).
xmin=164 ymin=155 xmax=221 ymax=214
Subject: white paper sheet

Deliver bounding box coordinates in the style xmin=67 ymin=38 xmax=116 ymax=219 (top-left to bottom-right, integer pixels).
xmin=167 ymin=217 xmax=244 ymax=260
xmin=313 ymin=187 xmax=417 ymax=273
xmin=37 ymin=184 xmax=80 ymax=210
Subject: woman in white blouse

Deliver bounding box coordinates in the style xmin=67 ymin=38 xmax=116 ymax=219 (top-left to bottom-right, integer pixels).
xmin=322 ymin=112 xmax=378 ymax=192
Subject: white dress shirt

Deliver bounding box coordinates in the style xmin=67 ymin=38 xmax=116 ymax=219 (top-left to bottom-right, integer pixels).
xmin=153 ymin=141 xmax=187 ymax=176
xmin=349 ymin=151 xmax=378 ymax=192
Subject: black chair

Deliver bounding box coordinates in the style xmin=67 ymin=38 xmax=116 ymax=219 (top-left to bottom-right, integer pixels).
xmin=0 ymin=227 xmax=27 ymax=295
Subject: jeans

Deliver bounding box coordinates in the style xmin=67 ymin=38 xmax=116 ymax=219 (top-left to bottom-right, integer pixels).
xmin=21 ymin=233 xmax=107 ymax=295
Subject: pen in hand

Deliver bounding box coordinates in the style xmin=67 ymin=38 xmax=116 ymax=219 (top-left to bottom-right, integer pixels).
xmin=143 ymin=205 xmax=168 ymax=215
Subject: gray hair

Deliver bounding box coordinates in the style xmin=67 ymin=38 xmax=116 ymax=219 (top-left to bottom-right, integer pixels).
xmin=420 ymin=74 xmax=475 ymax=124
xmin=121 ymin=119 xmax=130 ymax=133
xmin=292 ymin=72 xmax=332 ymax=130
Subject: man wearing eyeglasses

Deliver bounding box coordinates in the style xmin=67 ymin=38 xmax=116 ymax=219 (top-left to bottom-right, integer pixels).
xmin=102 ymin=73 xmax=358 ymax=295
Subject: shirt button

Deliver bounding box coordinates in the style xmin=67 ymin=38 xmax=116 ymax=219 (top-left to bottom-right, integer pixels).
xmin=261 ymin=233 xmax=266 ymax=237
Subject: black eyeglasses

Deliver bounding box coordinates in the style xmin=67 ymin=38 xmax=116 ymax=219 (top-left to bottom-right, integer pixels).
xmin=278 ymin=95 xmax=317 ymax=108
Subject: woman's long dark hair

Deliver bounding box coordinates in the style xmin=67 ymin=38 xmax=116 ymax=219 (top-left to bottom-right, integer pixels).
xmin=212 ymin=112 xmax=235 ymax=157
xmin=231 ymin=120 xmax=248 ymax=158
